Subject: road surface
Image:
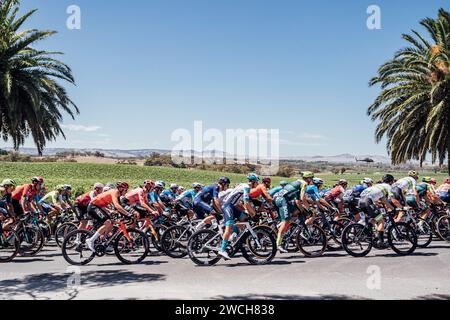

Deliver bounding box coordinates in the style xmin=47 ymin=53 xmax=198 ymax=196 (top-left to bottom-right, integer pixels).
xmin=1 ymin=242 xmax=449 ymax=300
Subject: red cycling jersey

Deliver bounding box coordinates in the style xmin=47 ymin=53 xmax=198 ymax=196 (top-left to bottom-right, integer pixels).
xmin=125 ymin=188 xmax=148 ymax=206
xmin=75 ymin=191 xmax=96 ymax=207
xmin=12 ymin=184 xmax=37 ymax=202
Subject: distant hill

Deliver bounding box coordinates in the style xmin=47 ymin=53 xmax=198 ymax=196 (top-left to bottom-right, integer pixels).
xmin=0 ymin=147 xmax=400 ymax=164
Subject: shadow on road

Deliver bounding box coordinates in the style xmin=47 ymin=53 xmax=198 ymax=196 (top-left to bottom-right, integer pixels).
xmin=0 ymin=270 xmax=166 ymax=299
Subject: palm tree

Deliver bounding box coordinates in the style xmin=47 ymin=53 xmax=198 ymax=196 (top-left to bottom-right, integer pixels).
xmin=368 ymin=8 xmax=450 ymax=174
xmin=0 ymin=0 xmax=78 ymax=155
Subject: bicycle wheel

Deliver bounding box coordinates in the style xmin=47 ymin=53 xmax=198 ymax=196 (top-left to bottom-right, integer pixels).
xmin=415 ymin=218 xmax=433 ymax=248
xmin=61 ymin=229 xmax=96 ymax=265
xmin=241 ymin=227 xmax=277 ymax=265
xmin=282 ymin=222 xmax=300 ymax=252
xmin=114 ymin=228 xmax=149 ymax=264
xmin=187 ymin=229 xmax=221 ymax=266
xmin=0 ymin=230 xmax=20 ymax=262
xmin=38 ymin=221 xmax=52 ymax=243
xmin=161 ymin=225 xmax=193 ymax=258
xmin=341 ymin=223 xmax=373 ymax=257
xmin=436 ymin=215 xmax=450 ymax=241
xmin=387 ymin=222 xmax=417 ymax=255
xmin=55 ymin=222 xmax=78 ymax=248
xmin=296 ymin=224 xmax=327 ymax=257
xmin=17 ymin=224 xmax=44 ymax=256
xmin=318 ymin=217 xmax=351 ymax=250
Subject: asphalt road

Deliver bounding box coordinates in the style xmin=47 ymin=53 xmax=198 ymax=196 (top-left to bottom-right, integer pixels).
xmin=1 ymin=241 xmax=449 ymax=300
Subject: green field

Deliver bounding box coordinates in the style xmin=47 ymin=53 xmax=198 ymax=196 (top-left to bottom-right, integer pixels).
xmin=0 ymin=162 xmax=447 ymax=197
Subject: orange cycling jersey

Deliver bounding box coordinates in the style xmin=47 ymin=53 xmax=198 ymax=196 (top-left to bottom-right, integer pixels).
xmin=91 ymin=189 xmax=117 ymax=208
xmin=12 ymin=184 xmax=36 ymax=201
xmin=125 ymin=188 xmax=148 ymax=206
xmin=325 ymin=185 xmax=345 ymax=201
xmin=249 ymin=184 xmax=272 ymax=201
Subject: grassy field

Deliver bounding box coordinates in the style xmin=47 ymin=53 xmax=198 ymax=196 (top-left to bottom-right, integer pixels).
xmin=0 ymin=162 xmax=447 ymax=196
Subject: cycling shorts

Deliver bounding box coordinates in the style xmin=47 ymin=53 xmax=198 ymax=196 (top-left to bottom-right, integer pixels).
xmin=87 ymin=204 xmax=110 ymax=224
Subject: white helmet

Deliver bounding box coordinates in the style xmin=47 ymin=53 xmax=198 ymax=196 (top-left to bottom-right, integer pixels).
xmin=363 ymin=178 xmax=374 ymax=185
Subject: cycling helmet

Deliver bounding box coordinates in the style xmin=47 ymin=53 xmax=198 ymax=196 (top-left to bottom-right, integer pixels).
xmin=279 ymin=181 xmax=288 ymax=187
xmin=192 ymin=183 xmax=203 ymax=188
xmin=408 ymin=170 xmax=419 ymax=179
xmin=32 ymin=176 xmax=44 ymax=184
xmin=170 ymin=183 xmax=178 ymax=189
xmin=1 ymin=179 xmax=16 ymax=187
xmin=178 ymin=186 xmax=185 ymax=191
xmin=218 ymin=177 xmax=231 ymax=185
xmin=445 ymin=178 xmax=450 ymax=184
xmin=382 ymin=174 xmax=395 ymax=184
xmin=156 ymin=181 xmax=166 ymax=188
xmin=93 ymin=182 xmax=104 ymax=189
xmin=103 ymin=186 xmax=112 ymax=192
xmin=247 ymin=173 xmax=260 ymax=182
xmin=338 ymin=179 xmax=348 ymax=186
xmin=56 ymin=184 xmax=65 ymax=191
xmin=363 ymin=178 xmax=374 ymax=185
xmin=144 ymin=180 xmax=155 ymax=189
xmin=430 ymin=178 xmax=437 ymax=184
xmin=262 ymin=177 xmax=271 ymax=184
xmin=313 ymin=178 xmax=324 ymax=185
xmin=301 ymin=171 xmax=314 ymax=179
xmin=422 ymin=177 xmax=432 ymax=183
xmin=155 ymin=181 xmax=165 ymax=188
xmin=63 ymin=184 xmax=72 ymax=191
xmin=116 ymin=181 xmax=130 ymax=189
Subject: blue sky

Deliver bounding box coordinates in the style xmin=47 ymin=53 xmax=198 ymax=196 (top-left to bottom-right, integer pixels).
xmin=4 ymin=0 xmax=448 ymax=156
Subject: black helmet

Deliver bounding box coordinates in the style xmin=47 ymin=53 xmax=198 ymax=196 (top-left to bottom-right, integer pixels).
xmin=382 ymin=174 xmax=395 ymax=184
xmin=218 ymin=177 xmax=231 ymax=185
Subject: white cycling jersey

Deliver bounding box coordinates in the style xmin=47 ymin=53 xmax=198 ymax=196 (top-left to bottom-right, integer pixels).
xmin=393 ymin=177 xmax=416 ymax=195
xmin=360 ymin=183 xmax=392 ymax=202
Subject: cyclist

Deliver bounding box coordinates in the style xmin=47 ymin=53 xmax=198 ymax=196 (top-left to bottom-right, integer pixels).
xmin=436 ymin=178 xmax=450 ymax=203
xmin=193 ymin=177 xmax=230 ymax=229
xmin=0 ymin=179 xmax=16 ymax=230
xmin=85 ymin=182 xmax=132 ymax=252
xmin=160 ymin=183 xmax=179 ymax=203
xmin=175 ymin=183 xmax=203 ymax=218
xmin=306 ymin=178 xmax=335 ymax=211
xmin=74 ymin=183 xmax=104 ymax=231
xmin=249 ymin=177 xmax=273 ymax=209
xmin=391 ymin=171 xmax=420 ymax=222
xmin=125 ymin=180 xmax=158 ymax=220
xmin=324 ymin=179 xmax=348 ymax=214
xmin=218 ymin=173 xmax=259 ymax=260
xmin=273 ymin=171 xmax=314 ymax=253
xmin=148 ymin=181 xmax=167 ymax=215
xmin=344 ymin=178 xmax=374 ymax=220
xmin=358 ymin=174 xmax=397 ymax=248
xmin=39 ymin=184 xmax=69 ymax=221
xmin=268 ymin=181 xmax=288 ymax=198
xmin=11 ymin=177 xmax=45 ymax=217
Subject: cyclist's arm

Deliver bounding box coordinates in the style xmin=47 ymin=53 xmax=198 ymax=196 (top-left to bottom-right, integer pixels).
xmin=300 ymin=187 xmax=310 ymax=210
xmin=111 ymin=191 xmax=130 ymax=216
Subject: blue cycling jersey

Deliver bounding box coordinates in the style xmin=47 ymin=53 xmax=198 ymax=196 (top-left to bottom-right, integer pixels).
xmin=306 ymin=185 xmax=321 ymax=201
xmin=268 ymin=186 xmax=283 ymax=197
xmin=148 ymin=191 xmax=160 ymax=203
xmin=195 ymin=184 xmax=219 ymax=204
xmin=351 ymin=184 xmax=367 ymax=198
xmin=176 ymin=189 xmax=198 ymax=204
xmin=161 ymin=189 xmax=177 ymax=200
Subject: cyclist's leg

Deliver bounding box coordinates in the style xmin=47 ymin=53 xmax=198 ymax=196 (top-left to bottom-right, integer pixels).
xmin=219 ymin=204 xmax=236 ymax=258
xmin=275 ymin=197 xmax=291 ymax=249
xmin=74 ymin=204 xmax=88 ymax=230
